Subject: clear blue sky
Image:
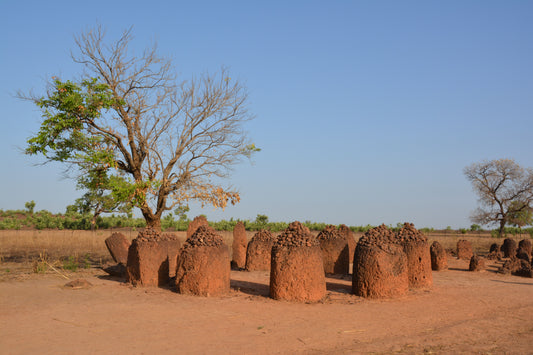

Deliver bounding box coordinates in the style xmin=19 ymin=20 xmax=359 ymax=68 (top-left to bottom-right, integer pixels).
xmin=1 ymin=1 xmax=532 ymax=228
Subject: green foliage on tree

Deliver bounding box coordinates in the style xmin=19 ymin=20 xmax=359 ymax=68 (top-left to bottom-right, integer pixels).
xmin=508 ymin=201 xmax=533 ymax=228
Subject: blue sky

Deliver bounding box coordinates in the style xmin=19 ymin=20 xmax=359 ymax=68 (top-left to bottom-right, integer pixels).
xmin=1 ymin=1 xmax=532 ymax=228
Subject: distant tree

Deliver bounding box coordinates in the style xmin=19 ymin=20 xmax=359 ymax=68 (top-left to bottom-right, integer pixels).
xmin=24 ymin=200 xmax=36 ymax=215
xmin=22 ymin=26 xmax=258 ymax=230
xmin=464 ymin=159 xmax=533 ymax=237
xmin=255 ymin=214 xmax=269 ymax=225
xmin=469 ymin=224 xmax=482 ymax=232
xmin=173 ymin=205 xmax=190 ymax=222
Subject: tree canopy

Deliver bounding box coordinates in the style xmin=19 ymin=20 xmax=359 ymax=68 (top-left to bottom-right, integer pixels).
xmin=464 ymin=158 xmax=533 ymax=236
xmin=24 ymin=26 xmax=258 ymax=230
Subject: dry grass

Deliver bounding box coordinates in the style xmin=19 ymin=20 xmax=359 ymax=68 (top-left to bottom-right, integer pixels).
xmin=0 ymin=229 xmax=530 ymax=266
xmin=0 ymin=229 xmax=135 ymax=263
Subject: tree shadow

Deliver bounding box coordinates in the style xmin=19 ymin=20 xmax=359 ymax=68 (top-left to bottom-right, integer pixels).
xmin=96 ymin=264 xmax=127 ymax=283
xmin=490 ymin=279 xmax=533 ymax=286
xmin=326 ymin=281 xmax=352 ymax=294
xmin=96 ymin=274 xmax=126 ymax=283
xmin=230 ymin=279 xmax=270 ymax=298
xmin=447 ymin=266 xmax=501 ymax=274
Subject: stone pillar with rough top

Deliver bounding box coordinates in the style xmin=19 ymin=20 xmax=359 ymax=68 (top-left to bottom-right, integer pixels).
xmin=175 ymin=226 xmax=230 ymax=297
xmin=352 ymin=225 xmax=408 ymax=299
xmin=317 ymin=225 xmax=350 ymax=274
xmin=469 ymin=254 xmax=486 ymax=271
xmin=245 ymin=230 xmax=275 ymax=271
xmin=127 ymin=228 xmax=171 ymax=287
xmin=518 ymin=239 xmax=532 ymax=258
xmin=501 ymin=238 xmax=518 ymax=258
xmin=186 ymin=215 xmax=209 ymax=239
xmin=270 ymin=221 xmax=326 ymax=302
xmin=397 ymin=223 xmax=433 ymax=288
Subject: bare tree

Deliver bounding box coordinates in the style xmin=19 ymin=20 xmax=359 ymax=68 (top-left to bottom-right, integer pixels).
xmin=464 ymin=159 xmax=533 ymax=236
xmin=24 ymin=26 xmax=258 ymax=230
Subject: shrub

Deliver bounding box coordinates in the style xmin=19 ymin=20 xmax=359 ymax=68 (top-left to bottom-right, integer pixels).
xmin=470 ymin=224 xmax=482 ymax=231
xmin=62 ymin=256 xmax=78 ymax=271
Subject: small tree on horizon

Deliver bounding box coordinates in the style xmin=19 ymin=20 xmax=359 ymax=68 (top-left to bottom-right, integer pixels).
xmin=24 ymin=200 xmax=36 ymax=215
xmin=22 ymin=26 xmax=258 ymax=231
xmin=464 ymin=158 xmax=533 ymax=237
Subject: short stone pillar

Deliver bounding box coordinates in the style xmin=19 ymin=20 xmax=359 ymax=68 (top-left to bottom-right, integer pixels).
xmin=487 ymin=243 xmax=502 ymax=260
xmin=126 ymin=228 xmax=170 ymax=287
xmin=430 ymin=241 xmax=448 ymax=271
xmin=270 ymin=222 xmax=326 ymax=302
xmin=186 ymin=215 xmax=209 ymax=238
xmin=518 ymin=239 xmax=532 ymax=258
xmin=105 ymin=232 xmax=131 ymax=265
xmin=456 ymin=240 xmax=473 ymax=260
xmin=501 ymin=238 xmax=518 ymax=258
xmin=245 ymin=230 xmax=275 ymax=271
xmin=513 ymin=259 xmax=533 ymax=278
xmin=231 ymin=221 xmax=247 ymax=269
xmin=499 ymin=258 xmax=522 ymax=275
xmin=469 ymin=255 xmax=485 ymax=271
xmin=175 ymin=226 xmax=230 ymax=297
xmin=397 ymin=223 xmax=432 ymax=288
xmin=516 ymin=248 xmax=530 ymax=263
xmin=317 ymin=225 xmax=350 ymax=274
xmin=352 ymin=225 xmax=408 ymax=298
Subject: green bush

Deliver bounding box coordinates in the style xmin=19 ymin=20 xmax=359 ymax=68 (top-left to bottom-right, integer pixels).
xmin=0 ymin=217 xmax=21 ymax=230
xmin=62 ymin=256 xmax=78 ymax=271
xmin=470 ymin=224 xmax=482 ymax=231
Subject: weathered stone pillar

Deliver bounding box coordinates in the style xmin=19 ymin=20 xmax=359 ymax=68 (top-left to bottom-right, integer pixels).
xmin=270 ymin=222 xmax=326 ymax=302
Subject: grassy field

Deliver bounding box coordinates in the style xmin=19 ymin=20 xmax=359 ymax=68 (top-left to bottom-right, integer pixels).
xmin=1 ymin=228 xmax=530 ymax=268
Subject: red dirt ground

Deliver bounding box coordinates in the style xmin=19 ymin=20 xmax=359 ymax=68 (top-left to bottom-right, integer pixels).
xmin=1 ymin=257 xmax=532 ymax=354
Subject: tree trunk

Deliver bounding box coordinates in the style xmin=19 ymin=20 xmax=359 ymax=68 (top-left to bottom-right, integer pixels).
xmin=91 ymin=212 xmax=100 ymax=231
xmin=499 ymin=219 xmax=506 ymax=238
xmin=143 ymin=213 xmax=162 ymax=231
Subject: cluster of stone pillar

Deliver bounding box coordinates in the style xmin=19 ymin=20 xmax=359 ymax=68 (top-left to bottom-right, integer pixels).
xmin=352 ymin=223 xmax=432 ymax=298
xmin=493 ymin=238 xmax=533 ymax=277
xmin=104 ymin=219 xmax=446 ymax=302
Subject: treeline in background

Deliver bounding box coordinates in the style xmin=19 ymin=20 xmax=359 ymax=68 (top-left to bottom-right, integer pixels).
xmin=1 ymin=207 xmax=532 ymax=237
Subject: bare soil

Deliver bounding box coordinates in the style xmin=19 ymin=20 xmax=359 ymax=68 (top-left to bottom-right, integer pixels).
xmin=1 ymin=257 xmax=532 ymax=354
